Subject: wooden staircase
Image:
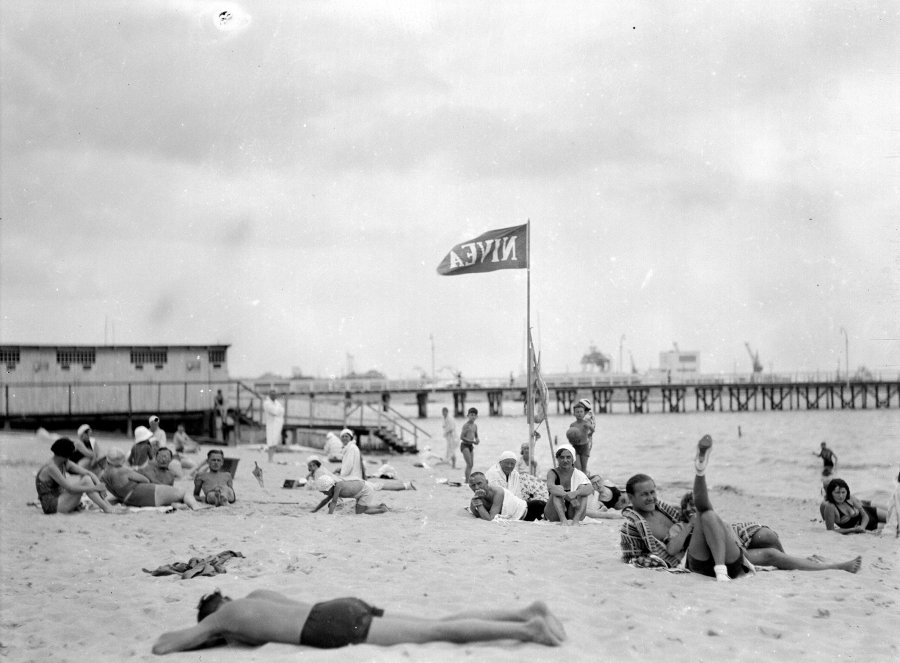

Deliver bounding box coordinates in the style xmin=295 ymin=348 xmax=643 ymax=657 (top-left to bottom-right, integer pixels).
xmin=373 ymin=427 xmax=418 ymax=454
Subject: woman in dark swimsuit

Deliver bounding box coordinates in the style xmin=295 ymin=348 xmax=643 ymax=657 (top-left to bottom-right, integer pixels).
xmin=821 ymin=478 xmax=886 ymax=534
xmin=34 ymin=438 xmax=121 ymax=514
xmin=543 ymin=445 xmax=593 ymax=525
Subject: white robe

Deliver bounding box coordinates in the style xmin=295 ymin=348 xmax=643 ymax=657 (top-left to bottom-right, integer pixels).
xmin=485 ymin=464 xmax=522 ymax=499
xmin=263 ymin=397 xmax=285 ymax=447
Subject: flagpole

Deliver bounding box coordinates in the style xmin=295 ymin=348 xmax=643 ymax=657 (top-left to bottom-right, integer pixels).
xmin=526 ymin=220 xmax=535 ymax=475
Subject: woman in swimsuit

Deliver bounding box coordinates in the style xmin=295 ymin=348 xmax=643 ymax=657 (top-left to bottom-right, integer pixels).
xmin=34 ymin=438 xmax=121 ymax=514
xmin=821 ymin=478 xmax=886 ymax=534
xmin=543 ymin=445 xmax=592 ymax=525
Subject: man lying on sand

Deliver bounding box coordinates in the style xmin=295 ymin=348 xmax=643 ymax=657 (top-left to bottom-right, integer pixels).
xmin=151 ymin=589 xmax=565 ymax=653
xmin=468 ymin=471 xmax=545 ymax=522
xmin=620 ymin=435 xmax=862 ymax=576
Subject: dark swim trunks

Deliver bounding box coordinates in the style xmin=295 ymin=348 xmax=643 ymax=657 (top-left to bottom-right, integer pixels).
xmin=686 ymin=555 xmax=744 ymax=579
xmin=299 ymin=597 xmax=384 ymax=648
xmin=459 ymin=441 xmax=475 ymax=453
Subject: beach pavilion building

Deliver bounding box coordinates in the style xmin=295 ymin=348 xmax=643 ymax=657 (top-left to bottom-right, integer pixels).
xmin=0 ymin=344 xmax=230 ymax=433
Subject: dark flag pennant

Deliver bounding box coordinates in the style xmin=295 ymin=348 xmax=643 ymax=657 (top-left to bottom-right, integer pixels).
xmin=436 ymin=224 xmax=528 ymax=276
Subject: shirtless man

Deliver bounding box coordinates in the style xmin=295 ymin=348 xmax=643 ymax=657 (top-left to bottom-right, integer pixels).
xmin=468 ymin=472 xmax=545 ymax=522
xmin=151 ymin=588 xmax=565 ymax=654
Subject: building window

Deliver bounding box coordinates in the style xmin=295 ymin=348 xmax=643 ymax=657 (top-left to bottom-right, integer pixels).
xmin=131 ymin=348 xmax=167 ymax=370
xmin=0 ymin=347 xmax=20 ymax=371
xmin=56 ymin=347 xmax=96 ymax=370
xmin=208 ymin=348 xmax=226 ymax=368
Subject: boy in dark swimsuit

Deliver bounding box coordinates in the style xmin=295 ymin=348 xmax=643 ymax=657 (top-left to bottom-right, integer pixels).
xmin=152 ymin=588 xmax=566 ymax=654
xmin=459 ymin=407 xmax=480 ymax=484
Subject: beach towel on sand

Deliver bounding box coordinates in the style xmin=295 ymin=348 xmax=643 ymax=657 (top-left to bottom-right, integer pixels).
xmin=142 ymin=550 xmax=244 ymax=579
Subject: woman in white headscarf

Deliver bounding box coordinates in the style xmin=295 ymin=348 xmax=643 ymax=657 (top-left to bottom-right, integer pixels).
xmin=485 ymin=451 xmax=522 ymax=498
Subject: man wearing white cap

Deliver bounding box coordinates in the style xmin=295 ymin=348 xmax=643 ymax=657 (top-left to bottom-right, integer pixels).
xmin=337 ymin=429 xmax=364 ymax=481
xmin=263 ymin=390 xmax=285 ymax=464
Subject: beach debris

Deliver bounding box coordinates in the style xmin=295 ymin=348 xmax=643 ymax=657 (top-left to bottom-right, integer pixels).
xmin=252 ymin=461 xmax=264 ymax=488
xmin=142 ymin=550 xmax=244 ymax=579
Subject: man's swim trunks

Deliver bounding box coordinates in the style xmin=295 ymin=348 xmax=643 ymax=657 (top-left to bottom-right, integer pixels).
xmin=299 ymin=597 xmax=384 ymax=648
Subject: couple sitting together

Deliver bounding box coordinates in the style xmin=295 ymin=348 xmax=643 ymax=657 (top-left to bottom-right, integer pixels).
xmin=620 ymin=435 xmax=862 ymax=579
xmin=468 ymin=445 xmax=627 ymax=525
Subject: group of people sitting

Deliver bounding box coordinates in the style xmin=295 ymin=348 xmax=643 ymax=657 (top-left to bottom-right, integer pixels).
xmin=35 ymin=416 xmax=237 ymax=513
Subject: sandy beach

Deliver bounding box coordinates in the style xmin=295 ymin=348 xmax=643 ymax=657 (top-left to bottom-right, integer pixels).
xmin=1 ymin=427 xmax=898 ymax=663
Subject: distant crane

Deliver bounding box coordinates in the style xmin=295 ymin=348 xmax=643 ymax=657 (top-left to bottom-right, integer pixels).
xmin=745 ymin=343 xmax=763 ymax=374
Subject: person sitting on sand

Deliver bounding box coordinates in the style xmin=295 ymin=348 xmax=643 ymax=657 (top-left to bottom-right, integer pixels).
xmin=337 ymin=429 xmax=364 ymax=480
xmin=193 ymin=449 xmax=236 ymax=506
xmin=517 ymin=441 xmax=540 ymax=476
xmin=544 ymin=445 xmax=592 ymax=525
xmin=102 ymin=448 xmax=204 ymax=510
xmin=820 ymin=478 xmax=887 ymax=534
xmin=35 ymin=437 xmax=122 ymax=514
xmin=311 ymin=475 xmax=388 ymax=515
xmin=585 ymin=474 xmax=628 ymax=519
xmin=127 ymin=426 xmax=155 ymax=469
xmin=140 ymin=447 xmax=177 ymax=486
xmin=71 ymin=424 xmax=106 ymax=473
xmin=667 ymin=490 xmax=862 ymax=574
xmin=151 ymin=588 xmax=566 ymax=654
xmin=173 ymin=424 xmax=200 ymax=455
xmin=485 ymin=451 xmax=521 ymax=496
xmin=323 ymin=432 xmax=344 ymax=462
xmin=468 ymin=471 xmax=545 ymax=522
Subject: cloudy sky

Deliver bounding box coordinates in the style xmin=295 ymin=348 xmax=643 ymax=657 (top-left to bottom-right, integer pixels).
xmin=2 ymin=1 xmax=897 ymax=380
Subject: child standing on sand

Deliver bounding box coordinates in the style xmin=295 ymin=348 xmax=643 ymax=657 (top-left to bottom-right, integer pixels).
xmin=193 ymin=449 xmax=235 ymax=506
xmin=459 ymin=407 xmax=480 ymax=484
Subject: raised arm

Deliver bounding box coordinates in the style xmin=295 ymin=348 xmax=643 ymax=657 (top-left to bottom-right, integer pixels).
xmin=45 ymin=463 xmax=105 ymax=494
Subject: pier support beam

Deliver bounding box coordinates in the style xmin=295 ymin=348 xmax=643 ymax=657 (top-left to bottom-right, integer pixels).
xmin=453 ymin=391 xmax=467 ymax=418
xmin=626 ymin=388 xmax=649 ymax=414
xmin=591 ymin=388 xmax=614 ymax=414
xmin=487 ymin=390 xmax=503 ymax=416
xmin=381 ymin=391 xmax=391 ymax=412
xmin=555 ymin=389 xmax=578 ymax=415
xmin=661 ymin=387 xmax=686 ymax=413
xmin=415 ymin=391 xmax=429 ymax=419
xmin=695 ymin=386 xmax=722 ymax=412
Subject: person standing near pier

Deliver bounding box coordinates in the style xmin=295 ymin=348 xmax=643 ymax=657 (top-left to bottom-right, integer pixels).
xmin=442 ymin=407 xmax=457 ymax=469
xmin=263 ymin=390 xmax=285 ymax=464
xmin=459 ymin=407 xmax=480 ymax=484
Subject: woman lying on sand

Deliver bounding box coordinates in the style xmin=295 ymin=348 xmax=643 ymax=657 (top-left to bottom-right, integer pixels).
xmin=151 ymin=588 xmax=566 ymax=653
xmin=821 ymin=478 xmax=887 ymax=534
xmin=35 ymin=437 xmax=122 ymax=514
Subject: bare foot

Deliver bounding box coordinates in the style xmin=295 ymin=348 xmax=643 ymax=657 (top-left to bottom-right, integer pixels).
xmin=526 ymin=616 xmax=563 ymax=646
xmin=839 ymin=556 xmax=862 ymax=574
xmin=525 ymin=602 xmax=567 ymax=640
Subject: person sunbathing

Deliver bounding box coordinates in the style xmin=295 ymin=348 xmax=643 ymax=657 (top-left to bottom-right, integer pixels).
xmin=585 ymin=474 xmax=629 ymax=519
xmin=102 ymin=448 xmax=204 ymax=510
xmin=193 ymin=449 xmax=236 ymax=506
xmin=468 ymin=471 xmax=545 ymax=522
xmin=151 ymin=588 xmax=565 ymax=654
xmin=669 ymin=491 xmax=861 ymax=574
xmin=139 ymin=447 xmax=177 ymax=486
xmin=821 ymin=478 xmax=887 ymax=534
xmin=34 ymin=437 xmax=122 ymax=514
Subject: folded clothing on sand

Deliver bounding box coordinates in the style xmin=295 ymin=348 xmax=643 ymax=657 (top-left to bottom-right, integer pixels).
xmin=142 ymin=550 xmax=244 ymax=579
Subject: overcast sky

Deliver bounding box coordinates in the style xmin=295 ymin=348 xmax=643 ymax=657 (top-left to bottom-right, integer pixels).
xmin=2 ymin=1 xmax=898 ymax=380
